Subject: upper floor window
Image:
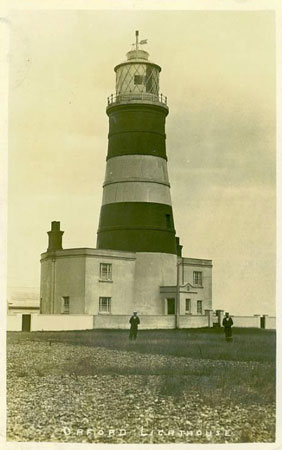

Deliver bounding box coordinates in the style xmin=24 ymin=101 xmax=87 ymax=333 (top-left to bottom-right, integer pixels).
xmin=193 ymin=271 xmax=202 ymax=286
xmin=100 ymin=263 xmax=112 ymax=281
xmin=99 ymin=297 xmax=111 ymax=313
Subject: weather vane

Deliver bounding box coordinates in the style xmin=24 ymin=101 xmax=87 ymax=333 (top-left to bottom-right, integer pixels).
xmin=132 ymin=30 xmax=148 ymax=52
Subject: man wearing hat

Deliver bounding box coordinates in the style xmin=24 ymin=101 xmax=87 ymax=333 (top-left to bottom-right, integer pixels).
xmin=222 ymin=312 xmax=233 ymax=342
xmin=129 ymin=311 xmax=140 ymax=340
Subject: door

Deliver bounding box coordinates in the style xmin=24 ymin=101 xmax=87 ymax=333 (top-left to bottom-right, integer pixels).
xmin=167 ymin=298 xmax=175 ymax=315
xmin=22 ymin=314 xmax=31 ymax=332
xmin=260 ymin=316 xmax=265 ymax=329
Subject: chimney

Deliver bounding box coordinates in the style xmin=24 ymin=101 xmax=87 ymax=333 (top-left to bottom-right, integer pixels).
xmin=176 ymin=236 xmax=183 ymax=257
xmin=47 ymin=221 xmax=64 ymax=252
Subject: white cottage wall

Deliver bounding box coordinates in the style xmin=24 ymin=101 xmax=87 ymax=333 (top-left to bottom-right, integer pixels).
xmin=84 ymin=250 xmax=136 ymax=315
xmin=133 ymin=252 xmax=177 ymax=315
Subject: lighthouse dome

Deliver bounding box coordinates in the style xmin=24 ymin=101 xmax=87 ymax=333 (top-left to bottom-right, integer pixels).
xmin=126 ymin=49 xmax=149 ymax=61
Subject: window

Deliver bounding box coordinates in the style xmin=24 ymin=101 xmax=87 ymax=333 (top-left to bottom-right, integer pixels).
xmin=193 ymin=271 xmax=202 ymax=286
xmin=197 ymin=300 xmax=203 ymax=314
xmin=62 ymin=296 xmax=70 ymax=314
xmin=134 ymin=75 xmax=144 ymax=85
xmin=100 ymin=263 xmax=112 ymax=281
xmin=99 ymin=297 xmax=111 ymax=313
xmin=185 ymin=298 xmax=191 ymax=314
xmin=165 ymin=214 xmax=171 ymax=229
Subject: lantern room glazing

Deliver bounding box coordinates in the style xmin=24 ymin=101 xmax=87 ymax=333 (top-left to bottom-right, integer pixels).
xmin=107 ymin=34 xmax=167 ymax=108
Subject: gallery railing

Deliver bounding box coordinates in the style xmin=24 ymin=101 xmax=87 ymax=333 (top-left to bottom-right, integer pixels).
xmin=107 ymin=92 xmax=168 ymax=106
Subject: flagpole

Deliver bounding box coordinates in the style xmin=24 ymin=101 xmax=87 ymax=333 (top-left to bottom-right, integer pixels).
xmin=135 ymin=30 xmax=139 ymax=54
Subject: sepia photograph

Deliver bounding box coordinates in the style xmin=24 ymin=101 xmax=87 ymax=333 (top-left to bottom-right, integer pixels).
xmin=2 ymin=4 xmax=279 ymax=447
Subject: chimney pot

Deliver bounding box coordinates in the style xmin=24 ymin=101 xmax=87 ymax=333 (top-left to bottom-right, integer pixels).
xmin=47 ymin=221 xmax=64 ymax=252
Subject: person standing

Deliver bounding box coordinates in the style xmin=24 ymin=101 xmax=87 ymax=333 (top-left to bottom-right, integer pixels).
xmin=129 ymin=311 xmax=140 ymax=340
xmin=222 ymin=312 xmax=233 ymax=342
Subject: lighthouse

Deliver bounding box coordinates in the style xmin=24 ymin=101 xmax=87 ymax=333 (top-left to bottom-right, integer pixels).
xmin=40 ymin=32 xmax=212 ymax=325
xmin=97 ymin=31 xmax=176 ymax=255
xmin=96 ymin=31 xmax=179 ymax=313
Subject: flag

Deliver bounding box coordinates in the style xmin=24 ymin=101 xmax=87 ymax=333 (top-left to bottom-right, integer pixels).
xmin=139 ymin=39 xmax=148 ymax=45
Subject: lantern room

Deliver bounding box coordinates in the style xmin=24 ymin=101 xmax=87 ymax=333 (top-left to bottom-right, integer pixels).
xmin=107 ymin=31 xmax=167 ymax=106
xmin=115 ymin=52 xmax=160 ymax=97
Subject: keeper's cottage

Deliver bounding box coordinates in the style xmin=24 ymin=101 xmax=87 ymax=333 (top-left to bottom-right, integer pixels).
xmin=40 ymin=32 xmax=213 ymax=328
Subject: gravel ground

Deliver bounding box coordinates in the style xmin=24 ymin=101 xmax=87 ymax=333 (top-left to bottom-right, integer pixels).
xmin=7 ymin=341 xmax=275 ymax=444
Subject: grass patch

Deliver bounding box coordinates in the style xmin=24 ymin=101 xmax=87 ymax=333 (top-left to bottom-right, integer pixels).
xmin=7 ymin=328 xmax=276 ymax=420
xmin=7 ymin=328 xmax=276 ymax=363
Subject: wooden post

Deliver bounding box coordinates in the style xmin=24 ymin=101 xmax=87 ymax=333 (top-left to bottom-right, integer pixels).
xmin=176 ymin=259 xmax=181 ymax=329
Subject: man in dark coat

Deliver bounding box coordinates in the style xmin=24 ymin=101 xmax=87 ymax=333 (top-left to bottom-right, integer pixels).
xmin=222 ymin=312 xmax=233 ymax=342
xmin=129 ymin=311 xmax=140 ymax=340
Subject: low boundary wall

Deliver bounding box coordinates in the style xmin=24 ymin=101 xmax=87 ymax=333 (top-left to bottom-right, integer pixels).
xmin=31 ymin=314 xmax=94 ymax=331
xmin=231 ymin=315 xmax=261 ymax=328
xmin=93 ymin=315 xmax=176 ymax=329
xmin=7 ymin=314 xmax=22 ymax=331
xmin=179 ymin=315 xmax=208 ymax=328
xmin=7 ymin=313 xmax=276 ymax=331
xmin=264 ymin=316 xmax=276 ymax=330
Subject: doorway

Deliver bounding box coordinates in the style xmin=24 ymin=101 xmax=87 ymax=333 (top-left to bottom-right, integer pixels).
xmin=22 ymin=314 xmax=31 ymax=332
xmin=167 ymin=298 xmax=175 ymax=315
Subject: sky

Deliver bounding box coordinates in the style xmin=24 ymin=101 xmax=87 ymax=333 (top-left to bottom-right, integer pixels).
xmin=7 ymin=10 xmax=276 ymax=315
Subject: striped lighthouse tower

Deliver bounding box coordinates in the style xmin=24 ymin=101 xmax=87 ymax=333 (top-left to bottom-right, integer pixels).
xmin=97 ymin=31 xmax=178 ymax=313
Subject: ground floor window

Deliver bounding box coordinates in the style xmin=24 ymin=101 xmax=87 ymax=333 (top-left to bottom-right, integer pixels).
xmin=185 ymin=298 xmax=191 ymax=314
xmin=197 ymin=300 xmax=203 ymax=314
xmin=99 ymin=297 xmax=111 ymax=313
xmin=62 ymin=296 xmax=70 ymax=314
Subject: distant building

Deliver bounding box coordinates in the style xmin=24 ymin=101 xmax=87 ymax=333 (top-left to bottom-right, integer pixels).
xmin=40 ymin=32 xmax=212 ymax=327
xmin=8 ymin=304 xmax=40 ymax=315
xmin=8 ymin=288 xmax=40 ymax=315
